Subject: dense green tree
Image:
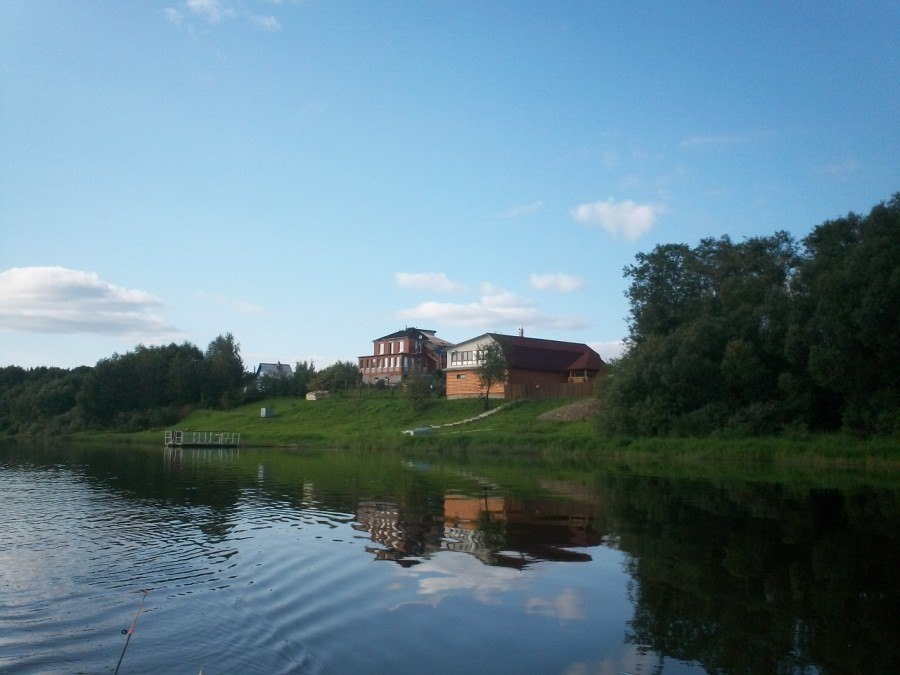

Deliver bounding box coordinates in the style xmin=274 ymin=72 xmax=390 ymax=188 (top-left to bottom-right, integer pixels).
xmin=292 ymin=360 xmax=316 ymax=396
xmin=0 ymin=366 xmax=86 ymax=434
xmin=77 ymin=352 xmax=136 ymax=427
xmin=166 ymin=342 xmax=206 ymax=405
xmin=600 ymin=195 xmax=898 ymax=436
xmin=76 ymin=343 xmax=207 ymax=428
xmin=310 ymin=361 xmax=359 ymax=393
xmin=204 ymin=333 xmax=246 ymax=407
xmin=791 ymin=194 xmax=900 ymax=434
xmin=476 ymin=339 xmax=508 ymax=410
xmin=600 ymin=232 xmax=803 ymax=435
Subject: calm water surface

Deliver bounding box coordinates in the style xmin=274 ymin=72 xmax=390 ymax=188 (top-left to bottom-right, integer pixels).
xmin=1 ymin=440 xmax=897 ymax=674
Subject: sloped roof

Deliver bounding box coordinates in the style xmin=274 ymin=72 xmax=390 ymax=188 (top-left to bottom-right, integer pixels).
xmin=490 ymin=334 xmax=606 ymax=373
xmin=256 ymin=362 xmax=293 ymax=377
xmin=374 ymin=327 xmax=452 ymax=351
xmin=376 ymin=327 xmax=438 ymax=341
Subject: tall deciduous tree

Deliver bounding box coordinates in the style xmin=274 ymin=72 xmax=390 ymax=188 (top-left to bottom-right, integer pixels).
xmin=601 ymin=232 xmax=802 ymax=435
xmin=793 ymin=194 xmax=900 ymax=433
xmin=204 ymin=333 xmax=246 ymax=407
xmin=476 ymin=338 xmax=507 ymax=410
xmin=292 ymin=360 xmax=316 ymax=396
xmin=601 ymin=195 xmax=898 ymax=436
xmin=310 ymin=361 xmax=359 ymax=393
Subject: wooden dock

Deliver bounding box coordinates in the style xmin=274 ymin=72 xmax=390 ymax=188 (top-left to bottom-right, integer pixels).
xmin=164 ymin=430 xmax=241 ymax=448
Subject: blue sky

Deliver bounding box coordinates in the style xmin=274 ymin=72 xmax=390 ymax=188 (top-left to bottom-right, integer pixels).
xmin=1 ymin=1 xmax=897 ymax=370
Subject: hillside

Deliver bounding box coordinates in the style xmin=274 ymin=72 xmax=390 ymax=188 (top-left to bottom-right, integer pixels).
xmin=127 ymin=395 xmax=597 ymax=450
xmin=108 ymin=394 xmax=900 ymax=468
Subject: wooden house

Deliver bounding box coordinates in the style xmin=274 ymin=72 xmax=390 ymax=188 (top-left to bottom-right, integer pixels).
xmin=444 ymin=332 xmax=606 ymax=399
xmin=358 ymin=328 xmax=452 ymax=385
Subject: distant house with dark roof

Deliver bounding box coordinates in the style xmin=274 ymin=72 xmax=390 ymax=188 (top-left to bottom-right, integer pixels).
xmin=358 ymin=328 xmax=452 ymax=385
xmin=444 ymin=332 xmax=606 ymax=399
xmin=255 ymin=362 xmax=293 ymax=380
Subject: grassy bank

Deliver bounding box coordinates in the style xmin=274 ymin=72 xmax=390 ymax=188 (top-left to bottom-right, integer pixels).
xmin=105 ymin=393 xmax=899 ymax=467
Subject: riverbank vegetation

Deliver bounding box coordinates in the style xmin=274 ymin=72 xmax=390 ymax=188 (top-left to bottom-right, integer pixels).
xmin=98 ymin=393 xmax=897 ymax=469
xmin=597 ymin=194 xmax=899 ymax=438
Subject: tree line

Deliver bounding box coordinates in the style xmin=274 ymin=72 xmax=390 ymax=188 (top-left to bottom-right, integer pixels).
xmin=596 ymin=194 xmax=899 ymax=437
xmin=0 ymin=332 xmax=360 ymax=435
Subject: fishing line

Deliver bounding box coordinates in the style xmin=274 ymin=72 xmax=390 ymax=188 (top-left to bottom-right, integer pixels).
xmin=114 ymin=589 xmax=148 ymax=675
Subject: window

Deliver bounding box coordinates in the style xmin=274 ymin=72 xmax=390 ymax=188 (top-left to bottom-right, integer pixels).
xmin=456 ymin=374 xmax=466 ymax=379
xmin=379 ymin=343 xmax=385 ymax=355
xmin=398 ymin=340 xmax=404 ymax=353
xmin=451 ymin=350 xmax=479 ymax=365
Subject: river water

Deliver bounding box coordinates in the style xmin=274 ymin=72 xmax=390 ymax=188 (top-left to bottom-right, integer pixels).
xmin=1 ymin=440 xmax=897 ymax=674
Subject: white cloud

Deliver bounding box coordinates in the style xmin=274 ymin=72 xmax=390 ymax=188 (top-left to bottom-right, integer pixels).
xmin=525 ymin=588 xmax=586 ymax=620
xmin=186 ymin=0 xmax=235 ymax=23
xmin=530 ymin=272 xmax=584 ymax=293
xmin=396 ymin=282 xmax=587 ymax=331
xmin=0 ymin=267 xmax=180 ymax=338
xmin=410 ymin=549 xmax=525 ymax=605
xmin=251 ymin=15 xmax=281 ymax=31
xmin=571 ymin=197 xmax=660 ymax=241
xmin=589 ymin=340 xmax=628 ymax=362
xmin=499 ymin=200 xmax=544 ymax=219
xmin=394 ymin=272 xmax=466 ymax=294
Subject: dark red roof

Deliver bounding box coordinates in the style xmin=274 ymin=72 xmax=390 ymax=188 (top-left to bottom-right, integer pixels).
xmin=493 ymin=334 xmax=606 ymax=373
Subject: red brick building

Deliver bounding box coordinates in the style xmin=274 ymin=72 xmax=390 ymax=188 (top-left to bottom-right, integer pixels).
xmin=358 ymin=328 xmax=452 ymax=385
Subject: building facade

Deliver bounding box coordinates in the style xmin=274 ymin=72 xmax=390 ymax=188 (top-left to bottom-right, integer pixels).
xmin=358 ymin=328 xmax=452 ymax=385
xmin=444 ymin=332 xmax=606 ymax=399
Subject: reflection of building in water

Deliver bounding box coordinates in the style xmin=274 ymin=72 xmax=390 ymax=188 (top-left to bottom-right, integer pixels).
xmin=353 ymin=500 xmax=443 ymax=567
xmin=443 ymin=493 xmax=603 ymax=567
xmin=352 ymin=486 xmax=605 ymax=568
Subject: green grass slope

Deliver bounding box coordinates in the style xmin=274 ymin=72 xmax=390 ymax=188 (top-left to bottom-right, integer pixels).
xmin=113 ymin=394 xmax=900 ymax=468
xmin=125 ymin=395 xmax=592 ymax=450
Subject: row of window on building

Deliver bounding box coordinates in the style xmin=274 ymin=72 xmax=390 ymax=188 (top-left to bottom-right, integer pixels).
xmin=449 ymin=350 xmax=478 ymax=365
xmin=360 ymin=356 xmax=421 ymax=371
xmin=378 ymin=340 xmax=406 ymax=356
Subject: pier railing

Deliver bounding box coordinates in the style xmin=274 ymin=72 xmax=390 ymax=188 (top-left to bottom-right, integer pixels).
xmin=164 ymin=430 xmax=241 ymax=447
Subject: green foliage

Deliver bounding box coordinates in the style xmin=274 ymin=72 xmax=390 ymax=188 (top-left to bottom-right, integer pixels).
xmin=204 ymin=333 xmax=246 ymax=407
xmin=600 ymin=195 xmax=899 ymax=437
xmin=792 ymin=194 xmax=900 ymax=434
xmin=2 ymin=335 xmax=253 ymax=435
xmin=76 ymin=342 xmax=210 ymax=428
xmin=476 ymin=338 xmax=508 ymax=410
xmin=0 ymin=366 xmax=87 ymax=435
xmin=309 ymin=360 xmax=359 ymax=393
xmin=403 ymin=373 xmax=434 ymax=413
xmin=292 ymin=360 xmax=316 ymax=396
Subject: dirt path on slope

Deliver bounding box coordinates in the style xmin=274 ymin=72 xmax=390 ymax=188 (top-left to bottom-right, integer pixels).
xmin=536 ymin=398 xmax=600 ymax=421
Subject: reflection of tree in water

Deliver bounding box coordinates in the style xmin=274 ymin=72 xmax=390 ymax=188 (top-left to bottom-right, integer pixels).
xmin=611 ymin=475 xmax=900 ymax=673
